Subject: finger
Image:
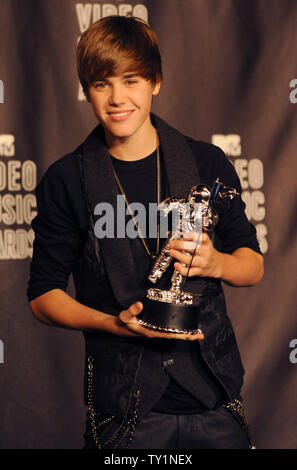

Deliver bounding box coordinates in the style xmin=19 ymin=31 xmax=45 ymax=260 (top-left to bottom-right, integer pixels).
xmin=128 ymin=301 xmax=143 ymax=316
xmin=165 ymin=330 xmax=204 ymax=340
xmin=134 ymin=317 xmax=205 ymax=340
xmin=183 ymin=231 xmax=201 ymax=242
xmin=119 ymin=302 xmax=143 ymax=324
xmin=170 ymin=239 xmax=196 ymax=252
xmin=143 ymin=329 xmax=204 ymax=341
xmin=173 ymin=262 xmax=201 ymax=277
xmin=184 ymin=329 xmax=204 ymax=340
xmin=182 ymin=231 xmax=194 ymax=240
xmin=170 ymin=248 xmax=199 ymax=266
xmin=118 ymin=309 xmax=132 ymax=324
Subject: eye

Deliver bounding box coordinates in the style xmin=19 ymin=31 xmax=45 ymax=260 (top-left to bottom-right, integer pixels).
xmin=94 ymin=81 xmax=108 ymax=89
xmin=125 ymin=79 xmax=138 ymax=86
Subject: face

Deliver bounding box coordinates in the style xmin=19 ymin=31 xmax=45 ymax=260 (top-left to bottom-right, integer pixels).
xmin=87 ymin=72 xmax=161 ymax=145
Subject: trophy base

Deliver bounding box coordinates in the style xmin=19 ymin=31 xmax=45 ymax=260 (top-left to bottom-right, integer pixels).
xmin=138 ymin=297 xmax=201 ymax=335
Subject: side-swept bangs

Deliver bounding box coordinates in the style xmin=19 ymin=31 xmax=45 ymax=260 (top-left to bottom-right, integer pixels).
xmin=77 ymin=16 xmax=162 ymax=93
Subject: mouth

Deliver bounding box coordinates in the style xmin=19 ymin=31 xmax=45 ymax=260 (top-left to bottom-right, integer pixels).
xmin=107 ymin=110 xmax=135 ymax=121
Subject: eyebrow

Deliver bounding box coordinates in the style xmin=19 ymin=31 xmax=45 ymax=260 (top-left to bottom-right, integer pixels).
xmin=122 ymin=73 xmax=138 ymax=79
xmin=92 ymin=73 xmax=139 ymax=84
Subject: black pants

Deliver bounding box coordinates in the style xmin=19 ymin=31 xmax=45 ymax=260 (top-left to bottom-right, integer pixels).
xmin=84 ymin=406 xmax=251 ymax=449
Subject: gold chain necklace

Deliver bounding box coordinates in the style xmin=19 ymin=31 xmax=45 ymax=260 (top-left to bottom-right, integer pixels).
xmin=111 ymin=131 xmax=161 ymax=259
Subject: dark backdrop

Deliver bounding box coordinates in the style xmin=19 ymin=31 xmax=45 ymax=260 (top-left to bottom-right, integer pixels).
xmin=0 ymin=0 xmax=296 ymax=449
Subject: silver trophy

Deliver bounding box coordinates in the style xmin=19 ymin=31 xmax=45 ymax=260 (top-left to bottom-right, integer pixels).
xmin=138 ymin=179 xmax=239 ymax=334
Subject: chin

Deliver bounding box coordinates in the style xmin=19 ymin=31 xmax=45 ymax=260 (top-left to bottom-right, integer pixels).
xmin=107 ymin=123 xmax=139 ymax=139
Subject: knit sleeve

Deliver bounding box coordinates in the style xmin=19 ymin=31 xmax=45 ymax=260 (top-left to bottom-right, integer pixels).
xmin=27 ymin=158 xmax=86 ymax=301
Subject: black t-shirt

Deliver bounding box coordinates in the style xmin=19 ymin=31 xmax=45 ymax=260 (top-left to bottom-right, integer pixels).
xmin=27 ymin=138 xmax=261 ymax=414
xmin=109 ymin=149 xmax=168 ymax=255
xmin=110 ymin=148 xmax=254 ymax=414
xmin=110 ymin=150 xmax=213 ymax=414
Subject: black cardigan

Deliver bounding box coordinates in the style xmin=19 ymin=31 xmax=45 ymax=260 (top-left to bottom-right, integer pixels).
xmin=28 ymin=114 xmax=261 ymax=448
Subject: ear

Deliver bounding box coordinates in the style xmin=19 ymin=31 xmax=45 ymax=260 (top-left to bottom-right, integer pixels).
xmin=84 ymin=87 xmax=91 ymax=102
xmin=152 ymin=80 xmax=161 ymax=96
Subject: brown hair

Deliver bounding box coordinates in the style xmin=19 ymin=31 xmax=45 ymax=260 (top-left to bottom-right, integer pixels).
xmin=77 ymin=16 xmax=163 ymax=94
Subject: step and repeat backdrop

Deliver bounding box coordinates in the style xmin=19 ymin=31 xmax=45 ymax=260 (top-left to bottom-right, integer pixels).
xmin=0 ymin=0 xmax=296 ymax=449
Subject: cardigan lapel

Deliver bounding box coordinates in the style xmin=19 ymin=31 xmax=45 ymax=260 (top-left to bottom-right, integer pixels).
xmin=151 ymin=114 xmax=200 ymax=199
xmin=81 ymin=114 xmax=201 ymax=309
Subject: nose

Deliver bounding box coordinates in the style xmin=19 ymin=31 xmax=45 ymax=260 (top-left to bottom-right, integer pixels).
xmin=109 ymin=84 xmax=126 ymax=106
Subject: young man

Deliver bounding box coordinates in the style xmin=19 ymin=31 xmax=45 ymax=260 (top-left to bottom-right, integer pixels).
xmin=27 ymin=16 xmax=263 ymax=449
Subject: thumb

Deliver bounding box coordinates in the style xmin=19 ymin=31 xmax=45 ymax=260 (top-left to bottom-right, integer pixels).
xmin=128 ymin=301 xmax=143 ymax=317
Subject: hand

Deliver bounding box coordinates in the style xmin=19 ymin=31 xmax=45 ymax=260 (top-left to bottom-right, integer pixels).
xmin=118 ymin=302 xmax=204 ymax=341
xmin=169 ymin=231 xmax=224 ymax=278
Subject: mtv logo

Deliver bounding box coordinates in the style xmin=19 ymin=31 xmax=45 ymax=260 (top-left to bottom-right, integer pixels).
xmin=0 ymin=134 xmax=15 ymax=156
xmin=212 ymin=134 xmax=242 ymax=157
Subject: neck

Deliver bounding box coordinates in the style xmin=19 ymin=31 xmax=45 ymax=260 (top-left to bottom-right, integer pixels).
xmin=105 ymin=120 xmax=158 ymax=161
